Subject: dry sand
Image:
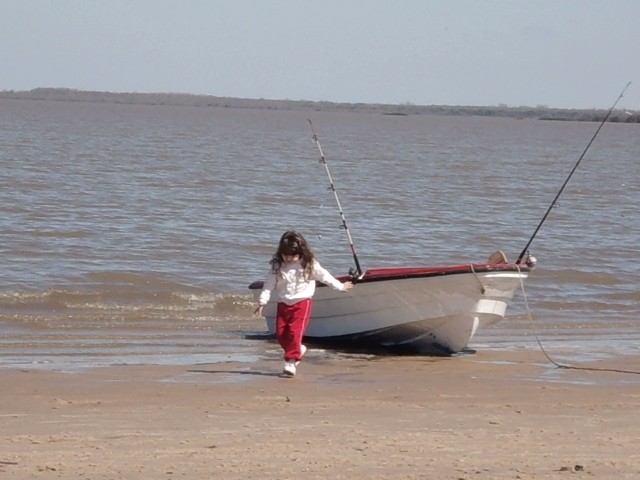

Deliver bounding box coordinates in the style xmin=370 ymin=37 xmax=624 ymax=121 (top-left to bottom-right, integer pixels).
xmin=1 ymin=349 xmax=639 ymax=480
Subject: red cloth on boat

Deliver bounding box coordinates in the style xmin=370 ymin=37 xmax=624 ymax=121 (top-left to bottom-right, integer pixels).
xmin=276 ymin=299 xmax=312 ymax=361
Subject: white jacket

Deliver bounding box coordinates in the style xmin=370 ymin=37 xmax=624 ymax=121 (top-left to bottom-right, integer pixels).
xmin=258 ymin=260 xmax=346 ymax=306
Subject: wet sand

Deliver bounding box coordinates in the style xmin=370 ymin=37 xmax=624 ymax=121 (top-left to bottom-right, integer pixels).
xmin=2 ymin=349 xmax=640 ymax=480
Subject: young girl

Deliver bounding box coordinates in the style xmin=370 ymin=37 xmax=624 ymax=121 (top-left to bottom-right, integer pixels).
xmin=254 ymin=230 xmax=353 ymax=377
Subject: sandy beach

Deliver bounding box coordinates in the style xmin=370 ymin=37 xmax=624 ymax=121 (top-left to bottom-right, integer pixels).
xmin=2 ymin=349 xmax=640 ymax=480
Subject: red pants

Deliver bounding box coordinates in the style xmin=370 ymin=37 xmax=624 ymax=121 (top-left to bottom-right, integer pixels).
xmin=276 ymin=299 xmax=313 ymax=361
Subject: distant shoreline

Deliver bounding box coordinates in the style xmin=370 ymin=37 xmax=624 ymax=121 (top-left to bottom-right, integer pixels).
xmin=1 ymin=87 xmax=638 ymax=123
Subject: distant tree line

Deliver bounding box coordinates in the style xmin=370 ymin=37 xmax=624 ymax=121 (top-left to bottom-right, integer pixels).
xmin=0 ymin=88 xmax=638 ymax=123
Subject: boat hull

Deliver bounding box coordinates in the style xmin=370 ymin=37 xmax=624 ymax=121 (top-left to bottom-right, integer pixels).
xmin=249 ymin=264 xmax=530 ymax=355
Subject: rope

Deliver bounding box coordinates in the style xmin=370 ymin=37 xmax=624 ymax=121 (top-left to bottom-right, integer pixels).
xmin=516 ymin=265 xmax=640 ymax=375
xmin=469 ymin=264 xmax=486 ymax=294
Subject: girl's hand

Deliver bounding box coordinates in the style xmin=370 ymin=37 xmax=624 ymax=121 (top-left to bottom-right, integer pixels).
xmin=342 ymin=281 xmax=354 ymax=291
xmin=254 ymin=304 xmax=265 ymax=316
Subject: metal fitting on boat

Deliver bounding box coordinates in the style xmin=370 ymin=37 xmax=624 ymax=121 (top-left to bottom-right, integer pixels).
xmin=525 ymin=255 xmax=537 ymax=267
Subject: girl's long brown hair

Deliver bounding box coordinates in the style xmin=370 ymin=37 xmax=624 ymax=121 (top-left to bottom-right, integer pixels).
xmin=269 ymin=230 xmax=315 ymax=279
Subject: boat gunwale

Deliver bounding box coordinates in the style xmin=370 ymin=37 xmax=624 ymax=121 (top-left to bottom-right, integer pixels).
xmin=248 ymin=263 xmax=531 ymax=290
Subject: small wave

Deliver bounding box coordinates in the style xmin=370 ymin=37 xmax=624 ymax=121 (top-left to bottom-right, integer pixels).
xmin=83 ymin=271 xmax=201 ymax=291
xmin=541 ymin=268 xmax=622 ymax=286
xmin=534 ymin=298 xmax=638 ymax=315
xmin=32 ymin=229 xmax=93 ymax=239
xmin=0 ymin=286 xmax=255 ymax=318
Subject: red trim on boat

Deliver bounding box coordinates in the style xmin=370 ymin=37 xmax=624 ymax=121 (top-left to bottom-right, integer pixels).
xmin=248 ymin=263 xmax=531 ymax=290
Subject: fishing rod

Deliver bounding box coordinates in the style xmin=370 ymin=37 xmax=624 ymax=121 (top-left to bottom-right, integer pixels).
xmin=307 ymin=119 xmax=363 ymax=278
xmin=515 ymin=81 xmax=632 ymax=265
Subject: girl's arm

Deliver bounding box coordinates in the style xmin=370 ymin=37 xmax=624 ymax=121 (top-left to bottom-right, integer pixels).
xmin=255 ymin=271 xmax=277 ymax=315
xmin=313 ymin=262 xmax=354 ymax=292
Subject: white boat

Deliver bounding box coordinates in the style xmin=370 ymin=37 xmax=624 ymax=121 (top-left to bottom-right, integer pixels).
xmin=249 ymin=252 xmax=535 ymax=355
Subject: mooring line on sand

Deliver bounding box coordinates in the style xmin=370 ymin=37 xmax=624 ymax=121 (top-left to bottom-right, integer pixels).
xmin=516 ymin=266 xmax=640 ymax=375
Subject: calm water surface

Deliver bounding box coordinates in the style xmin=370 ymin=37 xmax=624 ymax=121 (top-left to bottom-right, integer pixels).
xmin=1 ymin=99 xmax=638 ymax=371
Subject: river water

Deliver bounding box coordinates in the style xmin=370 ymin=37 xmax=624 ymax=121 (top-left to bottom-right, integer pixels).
xmin=1 ymin=98 xmax=638 ymax=371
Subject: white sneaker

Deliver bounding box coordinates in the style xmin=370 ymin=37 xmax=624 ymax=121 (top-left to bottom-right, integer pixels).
xmin=295 ymin=345 xmax=307 ymax=367
xmin=282 ymin=362 xmax=296 ymax=377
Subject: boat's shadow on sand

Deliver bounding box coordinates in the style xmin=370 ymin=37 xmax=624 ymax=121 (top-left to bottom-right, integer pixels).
xmin=243 ymin=332 xmax=477 ymax=358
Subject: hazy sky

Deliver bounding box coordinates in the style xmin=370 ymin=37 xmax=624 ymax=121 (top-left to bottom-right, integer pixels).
xmin=2 ymin=0 xmax=638 ymax=109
